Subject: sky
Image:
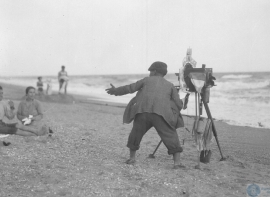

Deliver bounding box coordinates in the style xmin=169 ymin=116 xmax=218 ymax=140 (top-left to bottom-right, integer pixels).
xmin=0 ymin=0 xmax=270 ymax=76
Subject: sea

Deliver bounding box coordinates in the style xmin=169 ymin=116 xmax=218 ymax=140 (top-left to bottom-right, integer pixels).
xmin=0 ymin=72 xmax=269 ymax=129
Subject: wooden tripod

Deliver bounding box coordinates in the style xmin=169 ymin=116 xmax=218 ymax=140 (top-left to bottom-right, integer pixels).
xmin=149 ymin=91 xmax=226 ymax=164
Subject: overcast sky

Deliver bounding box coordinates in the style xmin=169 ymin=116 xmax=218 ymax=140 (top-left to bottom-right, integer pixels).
xmin=0 ymin=0 xmax=269 ymax=76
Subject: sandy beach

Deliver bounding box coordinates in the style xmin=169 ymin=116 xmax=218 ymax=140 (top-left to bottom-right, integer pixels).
xmin=0 ymin=83 xmax=270 ymax=197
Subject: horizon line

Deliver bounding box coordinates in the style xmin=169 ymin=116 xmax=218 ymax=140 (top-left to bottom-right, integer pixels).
xmin=0 ymin=70 xmax=270 ymax=78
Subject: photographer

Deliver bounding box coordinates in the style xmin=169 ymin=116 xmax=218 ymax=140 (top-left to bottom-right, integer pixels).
xmin=106 ymin=62 xmax=187 ymax=169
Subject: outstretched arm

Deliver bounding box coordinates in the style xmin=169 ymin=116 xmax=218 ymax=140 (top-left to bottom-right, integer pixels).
xmin=106 ymin=78 xmax=144 ymax=96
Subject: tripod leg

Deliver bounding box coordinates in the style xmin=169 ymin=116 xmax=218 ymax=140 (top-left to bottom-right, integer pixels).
xmin=148 ymin=140 xmax=162 ymax=158
xmin=195 ymin=151 xmax=201 ymax=169
xmin=194 ymin=92 xmax=203 ymax=168
xmin=202 ymin=100 xmax=226 ymax=161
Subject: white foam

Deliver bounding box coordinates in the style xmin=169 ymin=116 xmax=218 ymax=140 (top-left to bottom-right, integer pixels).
xmin=181 ymin=93 xmax=270 ymax=129
xmin=221 ymin=74 xmax=252 ymax=79
xmin=214 ymin=81 xmax=270 ymax=91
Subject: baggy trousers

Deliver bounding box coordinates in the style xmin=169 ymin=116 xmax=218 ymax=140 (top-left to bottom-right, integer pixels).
xmin=127 ymin=113 xmax=183 ymax=155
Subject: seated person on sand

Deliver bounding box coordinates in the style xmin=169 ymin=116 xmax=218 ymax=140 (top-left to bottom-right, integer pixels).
xmin=16 ymin=86 xmax=49 ymax=136
xmin=0 ymin=85 xmax=16 ymax=144
xmin=0 ymin=86 xmax=47 ymax=137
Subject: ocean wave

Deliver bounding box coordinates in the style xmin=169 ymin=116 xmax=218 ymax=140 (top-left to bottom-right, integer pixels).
xmin=214 ymin=81 xmax=269 ymax=90
xmin=219 ymin=119 xmax=270 ymax=129
xmin=213 ymin=97 xmax=269 ymax=106
xmin=182 ymin=95 xmax=270 ymax=129
xmin=221 ymin=74 xmax=252 ymax=79
xmin=262 ymin=83 xmax=270 ymax=89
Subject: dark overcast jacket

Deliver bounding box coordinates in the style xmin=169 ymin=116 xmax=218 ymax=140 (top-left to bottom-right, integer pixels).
xmin=113 ymin=76 xmax=184 ymax=129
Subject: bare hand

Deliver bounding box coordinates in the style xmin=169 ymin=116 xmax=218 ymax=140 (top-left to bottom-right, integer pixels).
xmin=105 ymin=84 xmax=116 ymax=95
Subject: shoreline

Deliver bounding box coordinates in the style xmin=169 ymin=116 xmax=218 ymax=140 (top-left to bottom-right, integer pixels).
xmin=0 ymin=81 xmax=126 ymax=107
xmin=0 ymin=81 xmax=269 ymax=129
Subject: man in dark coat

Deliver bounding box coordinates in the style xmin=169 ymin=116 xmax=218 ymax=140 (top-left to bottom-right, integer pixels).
xmin=106 ymin=61 xmax=187 ymax=169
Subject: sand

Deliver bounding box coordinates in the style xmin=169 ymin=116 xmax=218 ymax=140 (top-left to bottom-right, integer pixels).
xmin=0 ymin=83 xmax=270 ymax=197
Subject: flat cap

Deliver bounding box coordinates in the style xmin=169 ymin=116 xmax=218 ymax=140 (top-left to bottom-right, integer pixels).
xmin=148 ymin=61 xmax=168 ymax=76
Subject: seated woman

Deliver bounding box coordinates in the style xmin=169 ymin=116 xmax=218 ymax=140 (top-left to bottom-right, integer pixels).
xmin=0 ymin=85 xmax=17 ymax=144
xmin=16 ymin=86 xmax=49 ymax=136
xmin=0 ymin=86 xmax=48 ymax=137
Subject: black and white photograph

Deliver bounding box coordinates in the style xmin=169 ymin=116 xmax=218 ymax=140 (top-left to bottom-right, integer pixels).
xmin=0 ymin=0 xmax=270 ymax=196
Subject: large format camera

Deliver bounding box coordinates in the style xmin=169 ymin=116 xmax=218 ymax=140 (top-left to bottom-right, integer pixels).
xmin=150 ymin=49 xmax=225 ymax=162
xmin=183 ymin=63 xmax=215 ymax=92
xmin=176 ymin=63 xmax=216 ymax=103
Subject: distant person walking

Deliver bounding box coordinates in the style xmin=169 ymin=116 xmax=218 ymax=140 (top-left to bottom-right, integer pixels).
xmin=58 ymin=65 xmax=68 ymax=94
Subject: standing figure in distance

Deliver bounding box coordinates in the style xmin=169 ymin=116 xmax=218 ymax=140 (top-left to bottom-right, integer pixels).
xmin=46 ymin=78 xmax=52 ymax=95
xmin=58 ymin=65 xmax=68 ymax=94
xmin=37 ymin=76 xmax=44 ymax=95
xmin=106 ymin=61 xmax=188 ymax=169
